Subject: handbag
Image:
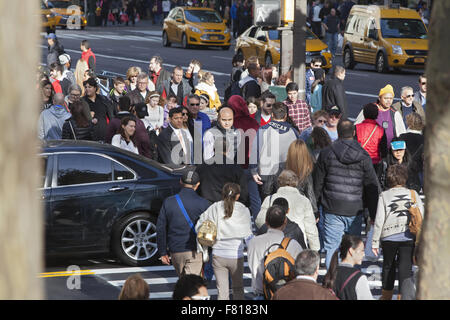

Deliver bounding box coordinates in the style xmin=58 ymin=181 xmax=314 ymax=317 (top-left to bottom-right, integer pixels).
xmin=408 ymin=189 xmax=423 ymax=240
xmin=197 ymin=220 xmax=217 ymax=247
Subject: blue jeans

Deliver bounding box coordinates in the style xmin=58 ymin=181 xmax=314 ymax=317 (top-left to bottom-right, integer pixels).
xmin=326 ymin=32 xmax=338 ymax=56
xmin=323 ymin=211 xmax=363 ymax=269
xmin=244 ymin=169 xmax=262 ymax=221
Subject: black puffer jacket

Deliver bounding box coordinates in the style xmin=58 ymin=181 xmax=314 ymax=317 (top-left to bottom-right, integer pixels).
xmin=313 ymin=139 xmax=380 ymax=217
xmin=62 ymin=118 xmax=94 ymax=141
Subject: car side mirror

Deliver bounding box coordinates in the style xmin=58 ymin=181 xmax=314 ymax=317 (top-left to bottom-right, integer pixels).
xmin=257 ymin=35 xmax=267 ymax=42
xmin=369 ymin=29 xmax=378 ymax=40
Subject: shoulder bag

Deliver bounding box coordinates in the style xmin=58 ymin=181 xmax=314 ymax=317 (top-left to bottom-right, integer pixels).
xmin=408 ymin=189 xmax=423 ymax=240
xmin=175 ymin=194 xmax=196 ymax=235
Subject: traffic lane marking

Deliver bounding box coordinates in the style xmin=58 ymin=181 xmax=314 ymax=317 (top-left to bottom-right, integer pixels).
xmin=39 ymin=45 xmax=230 ymax=77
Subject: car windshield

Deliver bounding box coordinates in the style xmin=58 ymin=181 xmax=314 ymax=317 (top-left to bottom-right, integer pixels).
xmin=184 ymin=10 xmax=222 ymax=23
xmin=380 ymin=19 xmax=427 ymax=39
xmin=46 ymin=1 xmax=71 ymax=8
xmin=266 ymin=29 xmax=316 ymax=41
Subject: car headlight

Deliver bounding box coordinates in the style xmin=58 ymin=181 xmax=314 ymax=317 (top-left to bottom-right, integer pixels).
xmin=392 ymin=45 xmax=403 ymax=55
xmin=190 ymin=26 xmax=201 ymax=34
xmin=321 ymin=49 xmax=331 ymax=54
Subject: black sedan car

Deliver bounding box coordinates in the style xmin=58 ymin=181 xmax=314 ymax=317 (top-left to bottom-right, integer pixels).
xmin=41 ymin=140 xmax=189 ymax=266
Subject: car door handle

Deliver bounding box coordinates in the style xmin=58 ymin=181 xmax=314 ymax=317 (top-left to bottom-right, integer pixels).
xmin=108 ymin=186 xmax=129 ymax=192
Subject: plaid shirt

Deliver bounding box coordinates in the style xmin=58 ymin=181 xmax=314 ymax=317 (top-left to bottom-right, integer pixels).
xmin=283 ymin=99 xmax=312 ymax=133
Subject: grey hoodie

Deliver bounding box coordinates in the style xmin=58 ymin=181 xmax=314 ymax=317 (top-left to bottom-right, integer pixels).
xmin=38 ymin=105 xmax=72 ymax=140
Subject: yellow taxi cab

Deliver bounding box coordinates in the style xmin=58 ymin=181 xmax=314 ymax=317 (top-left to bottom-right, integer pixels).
xmin=46 ymin=0 xmax=87 ymax=29
xmin=41 ymin=0 xmax=61 ymax=33
xmin=342 ymin=4 xmax=428 ymax=73
xmin=163 ymin=7 xmax=231 ymax=50
xmin=235 ymin=25 xmax=332 ymax=70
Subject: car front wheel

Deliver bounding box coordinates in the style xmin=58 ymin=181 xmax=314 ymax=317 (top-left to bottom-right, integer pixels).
xmin=182 ymin=33 xmax=190 ymax=49
xmin=162 ymin=31 xmax=171 ymax=47
xmin=376 ymin=52 xmax=389 ymax=73
xmin=343 ymin=47 xmax=356 ymax=69
xmin=112 ymin=212 xmax=159 ymax=266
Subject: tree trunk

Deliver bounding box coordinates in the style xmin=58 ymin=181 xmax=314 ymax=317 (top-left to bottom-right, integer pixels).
xmin=0 ymin=0 xmax=43 ymax=299
xmin=417 ymin=0 xmax=450 ymax=300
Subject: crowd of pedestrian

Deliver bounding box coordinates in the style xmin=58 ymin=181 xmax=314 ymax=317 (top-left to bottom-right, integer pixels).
xmin=90 ymin=0 xmax=254 ymax=31
xmin=39 ymin=8 xmax=427 ymax=299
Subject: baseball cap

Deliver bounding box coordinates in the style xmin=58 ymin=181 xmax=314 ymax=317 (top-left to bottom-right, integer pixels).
xmin=58 ymin=53 xmax=71 ymax=65
xmin=391 ymin=140 xmax=406 ymax=150
xmin=181 ymin=169 xmax=200 ymax=185
xmin=134 ymin=102 xmax=149 ymax=118
xmin=46 ymin=33 xmax=57 ymax=40
xmin=325 ymin=105 xmax=342 ymax=116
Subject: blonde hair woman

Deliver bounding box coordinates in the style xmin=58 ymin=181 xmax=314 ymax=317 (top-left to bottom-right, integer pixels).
xmin=195 ymin=71 xmax=221 ymax=110
xmin=125 ymin=66 xmax=142 ymax=92
xmin=75 ymin=59 xmax=89 ymax=95
xmin=284 ymin=139 xmax=318 ymax=216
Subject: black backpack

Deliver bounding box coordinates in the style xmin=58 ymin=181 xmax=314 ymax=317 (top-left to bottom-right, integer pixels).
xmin=224 ymin=81 xmax=243 ymax=102
xmin=263 ymin=237 xmax=296 ymax=300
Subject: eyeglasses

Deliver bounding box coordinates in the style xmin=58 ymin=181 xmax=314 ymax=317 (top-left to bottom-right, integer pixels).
xmin=189 ymin=103 xmax=200 ymax=106
xmin=191 ymin=295 xmax=210 ymax=301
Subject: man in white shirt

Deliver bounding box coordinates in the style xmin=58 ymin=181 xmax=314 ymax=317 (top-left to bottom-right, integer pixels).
xmin=247 ymin=205 xmax=303 ymax=299
xmin=311 ymin=0 xmax=323 ymax=38
xmin=157 ymin=107 xmax=191 ymax=164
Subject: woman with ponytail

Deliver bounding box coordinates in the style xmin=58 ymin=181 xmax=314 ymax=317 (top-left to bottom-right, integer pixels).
xmin=322 ymin=235 xmax=374 ymax=300
xmin=196 ymin=183 xmax=253 ymax=300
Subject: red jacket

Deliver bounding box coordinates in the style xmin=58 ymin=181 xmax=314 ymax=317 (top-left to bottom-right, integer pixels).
xmin=355 ymin=119 xmax=386 ymax=164
xmin=81 ymin=48 xmax=96 ymax=70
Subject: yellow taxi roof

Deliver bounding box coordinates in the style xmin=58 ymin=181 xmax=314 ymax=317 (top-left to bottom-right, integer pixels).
xmin=351 ymin=5 xmax=422 ymax=20
xmin=182 ymin=7 xmax=217 ymax=11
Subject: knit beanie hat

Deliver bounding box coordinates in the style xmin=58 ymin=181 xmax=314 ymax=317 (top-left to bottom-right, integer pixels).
xmin=379 ymin=84 xmax=395 ymax=97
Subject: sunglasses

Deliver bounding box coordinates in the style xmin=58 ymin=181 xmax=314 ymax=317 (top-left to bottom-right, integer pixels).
xmin=189 ymin=103 xmax=200 ymax=106
xmin=317 ymin=119 xmax=326 ymax=124
xmin=182 ymin=112 xmax=188 ymax=116
xmin=405 ymin=94 xmax=414 ymax=98
xmin=420 ymin=82 xmax=427 ymax=85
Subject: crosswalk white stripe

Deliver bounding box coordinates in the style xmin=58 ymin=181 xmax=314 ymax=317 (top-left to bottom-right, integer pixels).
xmin=41 ymin=32 xmax=160 ymax=42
